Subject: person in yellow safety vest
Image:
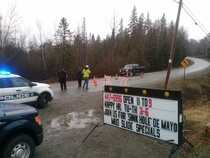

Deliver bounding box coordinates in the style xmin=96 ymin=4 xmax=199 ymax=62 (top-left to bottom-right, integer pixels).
xmin=82 ymin=65 xmax=91 ymax=89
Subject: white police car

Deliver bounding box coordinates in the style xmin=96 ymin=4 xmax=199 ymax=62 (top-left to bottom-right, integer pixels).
xmin=0 ymin=71 xmax=54 ymax=108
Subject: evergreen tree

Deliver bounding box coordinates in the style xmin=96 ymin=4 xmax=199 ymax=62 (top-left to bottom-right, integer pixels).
xmin=128 ymin=6 xmax=138 ymax=36
xmin=54 ymin=17 xmax=73 ymax=67
xmin=145 ymin=27 xmax=159 ymax=71
xmin=158 ymin=14 xmax=170 ymax=70
xmin=81 ymin=17 xmax=88 ymax=63
xmin=207 ymin=46 xmax=210 ymax=59
xmin=173 ymin=26 xmax=188 ymax=66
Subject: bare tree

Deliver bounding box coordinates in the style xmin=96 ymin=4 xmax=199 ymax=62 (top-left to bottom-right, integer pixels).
xmin=36 ymin=19 xmax=47 ymax=71
xmin=0 ymin=1 xmax=22 ymax=64
xmin=108 ymin=11 xmax=120 ymax=62
xmin=0 ymin=14 xmax=3 ymax=47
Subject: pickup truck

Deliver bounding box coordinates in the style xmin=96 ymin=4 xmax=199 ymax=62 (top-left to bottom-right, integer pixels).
xmin=0 ymin=102 xmax=43 ymax=158
xmin=119 ymin=64 xmax=145 ymax=76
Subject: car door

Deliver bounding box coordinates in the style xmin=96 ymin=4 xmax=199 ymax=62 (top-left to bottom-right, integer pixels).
xmin=132 ymin=64 xmax=138 ymax=74
xmin=10 ymin=77 xmax=37 ymax=104
xmin=0 ymin=78 xmax=15 ymax=103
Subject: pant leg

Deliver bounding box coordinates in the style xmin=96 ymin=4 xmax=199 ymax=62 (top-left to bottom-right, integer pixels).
xmin=80 ymin=80 xmax=82 ymax=87
xmin=64 ymin=79 xmax=67 ymax=89
xmin=86 ymin=78 xmax=89 ymax=88
xmin=82 ymin=78 xmax=86 ymax=88
xmin=79 ymin=78 xmax=82 ymax=87
xmin=83 ymin=78 xmax=87 ymax=88
xmin=60 ymin=81 xmax=63 ymax=90
xmin=78 ymin=78 xmax=82 ymax=87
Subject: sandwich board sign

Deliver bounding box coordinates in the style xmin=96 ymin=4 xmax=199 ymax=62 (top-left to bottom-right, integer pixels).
xmin=103 ymin=85 xmax=183 ymax=146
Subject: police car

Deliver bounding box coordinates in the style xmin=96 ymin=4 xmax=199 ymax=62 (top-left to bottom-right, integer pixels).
xmin=0 ymin=71 xmax=54 ymax=108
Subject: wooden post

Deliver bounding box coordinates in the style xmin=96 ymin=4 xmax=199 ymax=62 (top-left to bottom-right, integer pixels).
xmin=164 ymin=0 xmax=183 ymax=89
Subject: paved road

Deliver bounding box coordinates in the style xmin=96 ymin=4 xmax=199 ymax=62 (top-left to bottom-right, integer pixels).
xmin=50 ymin=57 xmax=210 ymax=99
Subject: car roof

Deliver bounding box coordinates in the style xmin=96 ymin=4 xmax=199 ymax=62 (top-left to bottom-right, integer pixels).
xmin=125 ymin=64 xmax=138 ymax=66
xmin=0 ymin=73 xmax=21 ymax=78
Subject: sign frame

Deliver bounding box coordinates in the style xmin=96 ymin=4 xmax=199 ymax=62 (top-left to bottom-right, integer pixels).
xmin=103 ymin=85 xmax=183 ymax=146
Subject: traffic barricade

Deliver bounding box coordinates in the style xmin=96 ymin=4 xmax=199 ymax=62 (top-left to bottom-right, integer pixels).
xmin=104 ymin=75 xmax=112 ymax=85
xmin=120 ymin=77 xmax=129 ymax=86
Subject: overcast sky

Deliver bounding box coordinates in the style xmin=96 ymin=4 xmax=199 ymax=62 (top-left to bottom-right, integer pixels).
xmin=0 ymin=0 xmax=209 ymax=41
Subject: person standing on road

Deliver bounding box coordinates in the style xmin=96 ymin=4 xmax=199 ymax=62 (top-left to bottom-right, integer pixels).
xmin=57 ymin=68 xmax=67 ymax=90
xmin=76 ymin=67 xmax=83 ymax=87
xmin=82 ymin=65 xmax=91 ymax=89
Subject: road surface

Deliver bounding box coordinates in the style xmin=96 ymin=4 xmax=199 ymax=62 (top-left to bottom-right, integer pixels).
xmin=50 ymin=57 xmax=210 ymax=99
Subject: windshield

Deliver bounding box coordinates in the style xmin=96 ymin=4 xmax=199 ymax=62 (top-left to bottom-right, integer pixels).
xmin=124 ymin=65 xmax=132 ymax=68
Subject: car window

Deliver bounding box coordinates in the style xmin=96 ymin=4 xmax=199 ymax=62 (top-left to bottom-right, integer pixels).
xmin=10 ymin=77 xmax=30 ymax=87
xmin=0 ymin=78 xmax=13 ymax=88
xmin=124 ymin=65 xmax=132 ymax=68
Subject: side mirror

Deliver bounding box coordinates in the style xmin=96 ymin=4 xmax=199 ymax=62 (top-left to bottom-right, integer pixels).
xmin=29 ymin=82 xmax=36 ymax=87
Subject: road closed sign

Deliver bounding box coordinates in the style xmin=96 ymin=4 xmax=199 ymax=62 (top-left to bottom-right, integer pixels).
xmin=181 ymin=59 xmax=189 ymax=67
xmin=103 ymin=85 xmax=183 ymax=146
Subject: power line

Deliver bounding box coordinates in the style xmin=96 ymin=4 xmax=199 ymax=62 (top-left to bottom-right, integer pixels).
xmin=172 ymin=0 xmax=210 ymax=38
xmin=182 ymin=3 xmax=209 ymax=36
xmin=183 ymin=3 xmax=209 ymax=33
xmin=182 ymin=6 xmax=209 ymax=36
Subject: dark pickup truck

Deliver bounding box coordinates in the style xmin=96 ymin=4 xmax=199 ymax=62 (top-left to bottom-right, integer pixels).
xmin=119 ymin=64 xmax=145 ymax=76
xmin=0 ymin=102 xmax=43 ymax=158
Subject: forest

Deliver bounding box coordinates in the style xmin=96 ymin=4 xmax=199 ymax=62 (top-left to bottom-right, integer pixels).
xmin=0 ymin=5 xmax=210 ymax=81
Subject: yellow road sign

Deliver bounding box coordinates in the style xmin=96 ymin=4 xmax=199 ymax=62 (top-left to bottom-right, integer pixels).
xmin=181 ymin=59 xmax=189 ymax=67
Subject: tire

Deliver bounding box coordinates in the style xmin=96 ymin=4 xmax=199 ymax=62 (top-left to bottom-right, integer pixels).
xmin=38 ymin=93 xmax=48 ymax=108
xmin=1 ymin=134 xmax=35 ymax=158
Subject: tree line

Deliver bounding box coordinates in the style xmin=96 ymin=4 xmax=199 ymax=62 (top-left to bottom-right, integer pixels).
xmin=0 ymin=5 xmax=210 ymax=82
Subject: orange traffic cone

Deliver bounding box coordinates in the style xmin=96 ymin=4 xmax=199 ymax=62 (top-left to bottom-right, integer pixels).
xmin=115 ymin=74 xmax=118 ymax=80
xmin=93 ymin=76 xmax=96 ymax=83
xmin=94 ymin=78 xmax=98 ymax=86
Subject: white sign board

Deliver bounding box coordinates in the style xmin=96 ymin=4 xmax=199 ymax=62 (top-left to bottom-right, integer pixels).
xmin=103 ymin=91 xmax=182 ymax=145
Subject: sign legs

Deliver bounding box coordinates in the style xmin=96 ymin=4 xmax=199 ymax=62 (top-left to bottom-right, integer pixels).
xmin=168 ymin=137 xmax=193 ymax=158
xmin=82 ymin=123 xmax=105 ymax=143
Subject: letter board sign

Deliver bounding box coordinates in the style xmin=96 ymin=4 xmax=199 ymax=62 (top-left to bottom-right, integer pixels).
xmin=103 ymin=85 xmax=183 ymax=145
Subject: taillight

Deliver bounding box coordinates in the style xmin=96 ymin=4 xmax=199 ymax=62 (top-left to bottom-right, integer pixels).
xmin=35 ymin=116 xmax=41 ymax=125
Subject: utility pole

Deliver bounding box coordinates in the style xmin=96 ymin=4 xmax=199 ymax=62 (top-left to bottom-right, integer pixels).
xmin=164 ymin=0 xmax=183 ymax=89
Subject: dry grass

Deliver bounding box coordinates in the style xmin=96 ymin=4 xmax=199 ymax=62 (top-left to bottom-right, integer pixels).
xmin=150 ymin=71 xmax=210 ymax=157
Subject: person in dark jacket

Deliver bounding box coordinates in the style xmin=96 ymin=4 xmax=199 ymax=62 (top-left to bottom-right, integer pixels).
xmin=76 ymin=67 xmax=83 ymax=87
xmin=57 ymin=68 xmax=67 ymax=90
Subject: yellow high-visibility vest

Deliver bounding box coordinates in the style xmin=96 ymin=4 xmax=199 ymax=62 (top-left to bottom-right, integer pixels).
xmin=82 ymin=69 xmax=91 ymax=77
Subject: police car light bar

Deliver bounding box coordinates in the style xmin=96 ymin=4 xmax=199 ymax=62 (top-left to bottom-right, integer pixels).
xmin=0 ymin=71 xmax=10 ymax=75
